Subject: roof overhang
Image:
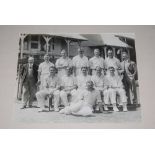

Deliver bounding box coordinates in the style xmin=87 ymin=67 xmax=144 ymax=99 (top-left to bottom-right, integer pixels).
xmin=81 ymin=34 xmax=132 ymax=48
xmin=21 ymin=33 xmax=88 ymax=41
xmin=115 ymin=33 xmax=135 ymax=40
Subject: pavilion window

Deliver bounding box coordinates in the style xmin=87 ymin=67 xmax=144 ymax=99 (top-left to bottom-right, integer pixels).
xmin=30 ymin=35 xmax=39 ymax=50
xmin=49 ymin=38 xmax=55 ymax=52
xmin=51 ymin=38 xmax=55 ymax=50
xmin=31 ymin=42 xmax=38 ymax=49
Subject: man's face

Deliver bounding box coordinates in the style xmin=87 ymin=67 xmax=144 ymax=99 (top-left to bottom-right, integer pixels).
xmin=81 ymin=67 xmax=87 ymax=74
xmin=28 ymin=58 xmax=34 ymax=64
xmin=96 ymin=67 xmax=102 ymax=74
xmin=50 ymin=67 xmax=55 ymax=75
xmin=44 ymin=55 xmax=50 ymax=62
xmin=86 ymin=81 xmax=94 ymax=89
xmin=61 ymin=50 xmax=66 ymax=57
xmin=107 ymin=50 xmax=113 ymax=58
xmin=78 ymin=49 xmax=84 ymax=55
xmin=122 ymin=52 xmax=128 ymax=60
xmin=109 ymin=68 xmax=115 ymax=75
xmin=66 ymin=68 xmax=71 ymax=76
xmin=94 ymin=49 xmax=100 ymax=57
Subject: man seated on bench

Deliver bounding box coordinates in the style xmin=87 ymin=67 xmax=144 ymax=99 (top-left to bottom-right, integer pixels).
xmin=106 ymin=66 xmax=128 ymax=112
xmin=60 ymin=67 xmax=77 ymax=107
xmin=75 ymin=66 xmax=91 ymax=100
xmin=91 ymin=66 xmax=109 ymax=112
xmin=36 ymin=66 xmax=60 ymax=112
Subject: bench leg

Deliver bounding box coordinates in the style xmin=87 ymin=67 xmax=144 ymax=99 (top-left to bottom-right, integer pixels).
xmin=48 ymin=97 xmax=50 ymax=111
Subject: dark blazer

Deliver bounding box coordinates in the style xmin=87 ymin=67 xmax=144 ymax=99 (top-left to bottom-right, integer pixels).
xmin=20 ymin=63 xmax=38 ymax=85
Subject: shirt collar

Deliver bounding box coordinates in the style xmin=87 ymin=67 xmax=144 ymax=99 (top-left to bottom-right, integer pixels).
xmin=78 ymin=55 xmax=84 ymax=59
xmin=29 ymin=63 xmax=33 ymax=67
xmin=94 ymin=56 xmax=100 ymax=59
xmin=107 ymin=57 xmax=114 ymax=60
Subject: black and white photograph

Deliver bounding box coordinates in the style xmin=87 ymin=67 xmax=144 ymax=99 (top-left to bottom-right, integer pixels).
xmin=1 ymin=0 xmax=155 ymax=154
xmin=15 ymin=32 xmax=141 ymax=123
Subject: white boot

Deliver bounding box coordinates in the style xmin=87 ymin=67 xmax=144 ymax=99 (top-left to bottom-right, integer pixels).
xmin=123 ymin=103 xmax=128 ymax=112
xmin=59 ymin=109 xmax=65 ymax=114
xmin=104 ymin=105 xmax=108 ymax=111
xmin=113 ymin=103 xmax=119 ymax=112
xmin=54 ymin=105 xmax=59 ymax=112
xmin=95 ymin=105 xmax=100 ymax=111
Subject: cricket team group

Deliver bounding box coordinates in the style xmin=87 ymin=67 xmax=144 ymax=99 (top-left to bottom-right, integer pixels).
xmin=19 ymin=47 xmax=137 ymax=116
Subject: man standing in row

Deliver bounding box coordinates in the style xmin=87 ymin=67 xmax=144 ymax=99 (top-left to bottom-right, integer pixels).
xmin=89 ymin=49 xmax=106 ymax=75
xmin=105 ymin=47 xmax=122 ymax=76
xmin=20 ymin=57 xmax=38 ymax=109
xmin=38 ymin=54 xmax=54 ymax=90
xmin=55 ymin=49 xmax=72 ymax=81
xmin=72 ymin=48 xmax=89 ymax=76
xmin=121 ymin=51 xmax=137 ymax=104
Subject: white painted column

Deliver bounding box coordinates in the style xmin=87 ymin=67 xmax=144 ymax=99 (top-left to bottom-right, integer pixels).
xmin=127 ymin=48 xmax=130 ymax=60
xmin=38 ymin=35 xmax=41 ymax=51
xmin=20 ymin=34 xmax=27 ymax=59
xmin=65 ymin=39 xmax=71 ymax=57
xmin=17 ymin=34 xmax=27 ymax=100
xmin=104 ymin=46 xmax=107 ymax=59
xmin=43 ymin=36 xmax=52 ymax=54
xmin=112 ymin=47 xmax=116 ymax=57
xmin=120 ymin=48 xmax=123 ymax=62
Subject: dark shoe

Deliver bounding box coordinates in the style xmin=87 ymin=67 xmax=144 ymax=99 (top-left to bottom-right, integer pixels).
xmin=20 ymin=106 xmax=26 ymax=109
xmin=34 ymin=106 xmax=40 ymax=108
xmin=44 ymin=105 xmax=49 ymax=108
xmin=38 ymin=109 xmax=47 ymax=112
xmin=28 ymin=105 xmax=32 ymax=108
xmin=99 ymin=106 xmax=104 ymax=113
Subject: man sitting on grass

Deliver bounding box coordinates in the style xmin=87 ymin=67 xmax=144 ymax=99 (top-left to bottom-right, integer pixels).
xmin=59 ymin=80 xmax=102 ymax=116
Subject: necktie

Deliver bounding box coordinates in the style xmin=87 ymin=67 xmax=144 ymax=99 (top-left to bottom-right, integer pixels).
xmin=29 ymin=64 xmax=33 ymax=76
xmin=124 ymin=61 xmax=126 ymax=73
xmin=29 ymin=64 xmax=33 ymax=69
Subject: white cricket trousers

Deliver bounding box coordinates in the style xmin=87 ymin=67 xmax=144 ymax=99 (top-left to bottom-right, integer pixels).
xmin=36 ymin=89 xmax=60 ymax=110
xmin=104 ymin=88 xmax=127 ymax=105
xmin=60 ymin=89 xmax=77 ymax=106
